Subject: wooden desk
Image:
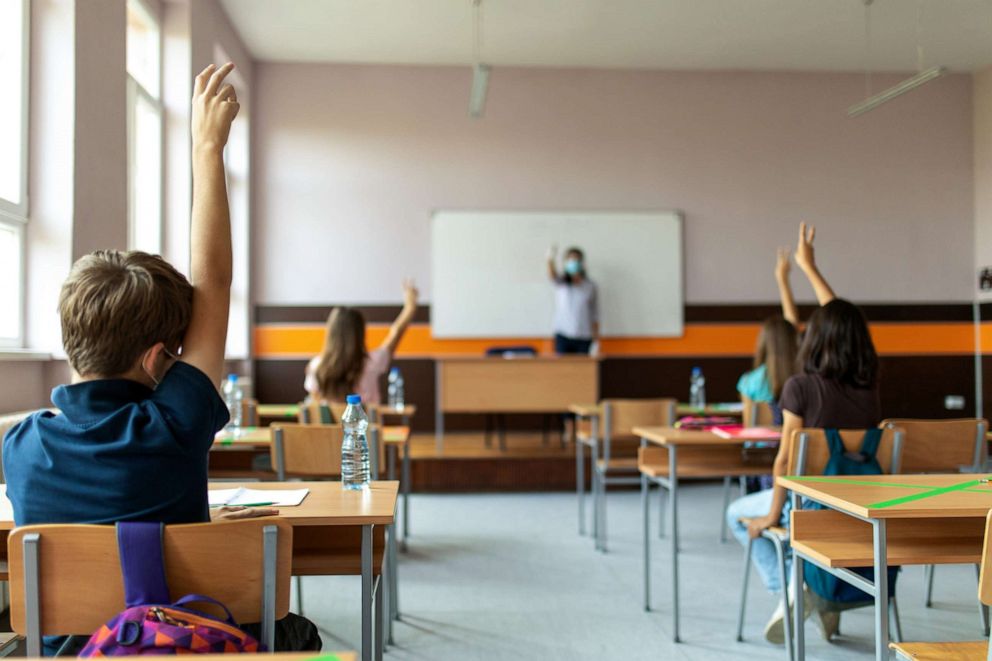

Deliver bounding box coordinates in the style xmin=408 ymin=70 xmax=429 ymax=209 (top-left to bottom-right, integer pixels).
xmin=435 ymin=356 xmax=599 ymax=451
xmin=0 ymin=483 xmax=396 ymax=661
xmin=634 ymin=425 xmax=779 ymax=643
xmin=214 ymin=426 xmax=272 ymax=448
xmin=256 ymin=403 xmax=300 ymax=420
xmin=779 ymin=473 xmax=992 ymax=661
xmin=675 ymin=402 xmax=745 ymax=418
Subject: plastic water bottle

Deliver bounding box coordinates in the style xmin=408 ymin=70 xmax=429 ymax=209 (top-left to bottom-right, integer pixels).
xmin=341 ymin=394 xmax=371 ymax=490
xmin=387 ymin=367 xmax=405 ymax=411
xmin=222 ymin=374 xmax=243 ymax=432
xmin=689 ymin=367 xmax=706 ymax=409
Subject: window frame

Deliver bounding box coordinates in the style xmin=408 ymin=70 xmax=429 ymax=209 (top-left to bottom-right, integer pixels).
xmin=125 ymin=0 xmax=164 ymax=254
xmin=0 ymin=0 xmax=30 ymax=349
xmin=0 ymin=0 xmax=30 ymax=220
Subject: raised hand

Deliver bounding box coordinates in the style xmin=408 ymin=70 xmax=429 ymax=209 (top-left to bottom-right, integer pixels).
xmin=794 ymin=222 xmax=816 ymax=272
xmin=546 ymin=245 xmax=557 ymax=261
xmin=402 ymin=278 xmax=419 ymax=309
xmin=192 ymin=63 xmax=240 ymax=153
xmin=775 ymin=246 xmax=791 ymax=281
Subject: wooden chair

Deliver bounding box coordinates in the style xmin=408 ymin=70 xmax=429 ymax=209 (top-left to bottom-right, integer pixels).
xmin=8 ymin=519 xmax=292 ymax=656
xmin=297 ymin=400 xmax=345 ymax=425
xmin=742 ymin=396 xmax=775 ymax=428
xmin=890 ymin=509 xmax=992 ymax=661
xmin=735 ymin=427 xmax=905 ymax=659
xmin=589 ymin=398 xmax=676 ymax=552
xmin=881 ymin=418 xmax=990 ymax=628
xmin=274 ymin=422 xmax=383 ymax=481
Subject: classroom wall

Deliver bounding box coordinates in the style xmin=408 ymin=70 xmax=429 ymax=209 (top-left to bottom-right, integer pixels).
xmin=253 ymin=64 xmax=975 ymax=306
xmin=976 ymin=66 xmax=992 ymax=299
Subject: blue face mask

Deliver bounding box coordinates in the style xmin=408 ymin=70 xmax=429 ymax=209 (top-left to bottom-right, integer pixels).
xmin=564 ymin=259 xmax=582 ymax=276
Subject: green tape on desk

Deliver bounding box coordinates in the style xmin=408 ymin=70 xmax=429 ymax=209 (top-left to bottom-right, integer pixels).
xmin=866 ymin=478 xmax=985 ymax=509
xmin=788 ymin=476 xmax=941 ymax=490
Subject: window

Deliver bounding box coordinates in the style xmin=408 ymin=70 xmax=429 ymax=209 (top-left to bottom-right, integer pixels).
xmin=126 ymin=0 xmax=162 ymax=254
xmin=0 ymin=0 xmax=29 ymax=348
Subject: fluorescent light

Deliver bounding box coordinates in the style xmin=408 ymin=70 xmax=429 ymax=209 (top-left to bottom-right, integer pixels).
xmin=469 ymin=63 xmax=490 ymax=118
xmin=848 ymin=66 xmax=947 ymax=117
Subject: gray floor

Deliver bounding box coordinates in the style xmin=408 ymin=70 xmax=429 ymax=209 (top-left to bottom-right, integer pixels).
xmin=298 ymin=483 xmax=986 ymax=660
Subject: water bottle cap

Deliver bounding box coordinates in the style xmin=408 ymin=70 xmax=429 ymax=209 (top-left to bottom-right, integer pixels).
xmin=227 ymin=374 xmax=238 ymax=381
xmin=390 ymin=367 xmax=400 ymax=375
xmin=346 ymin=394 xmax=361 ymax=405
xmin=691 ymin=367 xmax=701 ymax=375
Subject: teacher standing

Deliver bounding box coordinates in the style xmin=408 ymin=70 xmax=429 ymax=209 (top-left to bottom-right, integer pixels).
xmin=547 ymin=246 xmax=599 ymax=355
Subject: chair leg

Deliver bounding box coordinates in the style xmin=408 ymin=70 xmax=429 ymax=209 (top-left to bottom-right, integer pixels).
xmin=657 ymin=485 xmax=666 ymax=539
xmin=720 ymin=476 xmax=732 ymax=543
xmin=739 ymin=475 xmax=747 ymax=498
xmin=599 ymin=473 xmax=609 ymax=553
xmin=736 ymin=539 xmax=754 ymax=642
xmin=924 ymin=564 xmax=935 ymax=608
xmin=889 ymin=594 xmax=903 ymax=643
xmin=591 ymin=469 xmax=600 ymax=550
xmin=576 ymin=441 xmax=586 ymax=536
xmin=295 ymin=575 xmax=304 ymax=615
xmin=978 ymin=564 xmax=991 ymax=636
xmin=772 ymin=535 xmax=794 ymax=661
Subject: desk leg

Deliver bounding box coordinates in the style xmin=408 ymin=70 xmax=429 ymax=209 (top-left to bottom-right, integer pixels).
xmin=642 ymin=470 xmax=651 ymax=611
xmin=390 ymin=521 xmax=399 ymax=625
xmin=361 ymin=525 xmax=373 ymax=661
xmin=402 ymin=440 xmax=411 ymax=550
xmin=794 ymin=555 xmax=805 ymax=660
xmin=669 ymin=445 xmax=680 ymax=643
xmin=577 ymin=438 xmax=585 ymax=535
xmin=435 ymin=366 xmax=444 ymax=454
xmin=873 ymin=519 xmax=889 ymax=661
xmin=375 ymin=570 xmax=384 ymax=661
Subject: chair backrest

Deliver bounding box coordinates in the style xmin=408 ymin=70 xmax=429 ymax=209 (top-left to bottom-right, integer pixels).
xmin=879 ymin=418 xmax=988 ymax=474
xmin=273 ymin=423 xmax=345 ymax=479
xmin=274 ymin=423 xmax=383 ymax=480
xmin=8 ymin=519 xmax=292 ymax=649
xmin=602 ymin=398 xmax=677 ymax=463
xmin=297 ymin=400 xmax=341 ymax=425
xmin=787 ymin=427 xmax=904 ymax=476
xmin=741 ymin=396 xmax=775 ymax=428
xmin=242 ymin=397 xmax=259 ymax=427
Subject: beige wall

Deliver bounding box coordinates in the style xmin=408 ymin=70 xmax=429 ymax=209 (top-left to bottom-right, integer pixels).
xmin=253 ymin=65 xmax=975 ymax=306
xmin=976 ymin=66 xmax=992 ymax=300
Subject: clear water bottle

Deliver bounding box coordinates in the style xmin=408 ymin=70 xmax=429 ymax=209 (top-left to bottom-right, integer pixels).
xmin=387 ymin=367 xmax=405 ymax=411
xmin=222 ymin=374 xmax=243 ymax=432
xmin=341 ymin=394 xmax=371 ymax=490
xmin=689 ymin=367 xmax=706 ymax=409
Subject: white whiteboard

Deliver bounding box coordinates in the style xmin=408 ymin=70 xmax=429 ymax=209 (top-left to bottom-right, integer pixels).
xmin=431 ymin=210 xmax=683 ymax=338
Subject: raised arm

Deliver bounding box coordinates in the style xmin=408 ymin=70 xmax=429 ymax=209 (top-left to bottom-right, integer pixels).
xmin=546 ymin=245 xmax=559 ymax=282
xmin=775 ymin=247 xmax=800 ymax=326
xmin=180 ymin=63 xmax=240 ymax=385
xmin=380 ymin=279 xmax=419 ymax=356
xmin=794 ymin=222 xmax=836 ymax=307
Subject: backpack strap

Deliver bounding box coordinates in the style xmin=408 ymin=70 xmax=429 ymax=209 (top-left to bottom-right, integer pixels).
xmin=116 ymin=522 xmax=171 ymax=608
xmin=823 ymin=429 xmax=845 ymax=458
xmin=859 ymin=427 xmax=883 ymax=458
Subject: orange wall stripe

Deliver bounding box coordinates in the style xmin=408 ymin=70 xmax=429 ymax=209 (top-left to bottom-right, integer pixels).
xmin=254 ymin=321 xmax=982 ymax=359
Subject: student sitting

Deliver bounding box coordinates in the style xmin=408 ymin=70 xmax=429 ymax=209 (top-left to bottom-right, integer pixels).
xmin=737 ymin=249 xmax=801 ymax=427
xmin=304 ymin=280 xmax=418 ymax=404
xmin=2 ymin=64 xmax=317 ymax=653
xmin=727 ymin=223 xmax=882 ymax=644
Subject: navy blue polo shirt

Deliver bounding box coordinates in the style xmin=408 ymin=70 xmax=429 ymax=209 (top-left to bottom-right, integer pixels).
xmin=3 ymin=361 xmax=229 ymax=527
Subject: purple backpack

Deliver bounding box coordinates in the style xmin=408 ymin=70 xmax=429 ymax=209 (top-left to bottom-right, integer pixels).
xmin=79 ymin=522 xmax=262 ymax=656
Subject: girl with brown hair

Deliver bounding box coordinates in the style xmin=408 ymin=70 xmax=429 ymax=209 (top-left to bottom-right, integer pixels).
xmin=304 ymin=280 xmax=418 ymax=404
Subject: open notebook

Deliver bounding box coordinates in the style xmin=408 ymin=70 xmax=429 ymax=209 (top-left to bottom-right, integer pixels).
xmin=208 ymin=487 xmax=310 ymax=508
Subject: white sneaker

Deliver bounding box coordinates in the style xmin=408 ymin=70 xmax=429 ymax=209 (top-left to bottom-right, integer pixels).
xmin=763 ymin=586 xmax=814 ymax=645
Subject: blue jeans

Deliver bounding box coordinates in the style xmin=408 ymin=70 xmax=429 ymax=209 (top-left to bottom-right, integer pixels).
xmin=726 ymin=489 xmax=792 ymax=595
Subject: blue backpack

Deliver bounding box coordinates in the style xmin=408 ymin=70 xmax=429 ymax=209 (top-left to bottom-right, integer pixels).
xmin=803 ymin=429 xmax=899 ymax=603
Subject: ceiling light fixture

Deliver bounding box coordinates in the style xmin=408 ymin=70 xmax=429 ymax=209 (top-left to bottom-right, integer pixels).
xmin=468 ymin=0 xmax=490 ymax=118
xmin=848 ymin=0 xmax=947 ymax=117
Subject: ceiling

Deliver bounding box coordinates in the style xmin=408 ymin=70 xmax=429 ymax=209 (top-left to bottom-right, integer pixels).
xmin=220 ymin=0 xmax=992 ymax=73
